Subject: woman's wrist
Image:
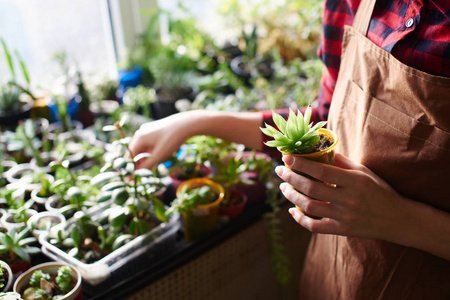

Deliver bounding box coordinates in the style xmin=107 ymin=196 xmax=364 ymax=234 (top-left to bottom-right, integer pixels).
xmin=387 ymin=195 xmax=450 ymax=260
xmin=179 ymin=110 xmax=264 ymax=150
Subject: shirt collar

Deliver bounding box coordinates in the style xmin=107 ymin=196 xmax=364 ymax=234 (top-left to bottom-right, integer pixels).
xmin=430 ymin=0 xmax=450 ymax=19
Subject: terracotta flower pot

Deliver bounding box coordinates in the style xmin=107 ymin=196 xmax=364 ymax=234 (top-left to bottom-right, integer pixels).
xmin=176 ymin=178 xmax=225 ymax=242
xmin=14 ymin=262 xmax=82 ymax=300
xmin=8 ymin=260 xmax=31 ymax=278
xmin=219 ymin=189 xmax=248 ymax=219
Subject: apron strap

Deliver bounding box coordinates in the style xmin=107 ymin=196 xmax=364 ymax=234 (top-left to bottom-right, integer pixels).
xmin=353 ymin=0 xmax=377 ymax=35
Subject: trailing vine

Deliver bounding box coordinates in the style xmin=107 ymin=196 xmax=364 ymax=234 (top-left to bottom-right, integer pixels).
xmin=263 ymin=179 xmax=292 ymax=286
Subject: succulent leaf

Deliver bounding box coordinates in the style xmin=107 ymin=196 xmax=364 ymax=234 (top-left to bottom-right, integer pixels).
xmin=304 ymin=105 xmax=312 ymax=129
xmin=260 ymin=106 xmax=328 ymax=154
xmin=272 ymin=112 xmax=287 ymax=134
xmin=260 ymin=124 xmax=279 ymax=137
xmin=265 ymin=140 xmax=286 ymax=148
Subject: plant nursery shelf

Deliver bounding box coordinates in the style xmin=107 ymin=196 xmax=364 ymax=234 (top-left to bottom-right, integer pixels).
xmin=83 ymin=197 xmax=310 ymax=300
xmin=83 ymin=200 xmax=273 ymax=300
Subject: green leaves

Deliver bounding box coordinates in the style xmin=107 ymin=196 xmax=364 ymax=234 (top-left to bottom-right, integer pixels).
xmin=260 ymin=106 xmax=327 ymax=154
xmin=56 ymin=266 xmax=74 ymax=293
xmin=1 ymin=38 xmax=15 ymax=79
xmin=0 ymin=227 xmax=39 ymax=263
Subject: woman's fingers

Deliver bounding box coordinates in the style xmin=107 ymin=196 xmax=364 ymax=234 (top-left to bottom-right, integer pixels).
xmin=280 ymin=182 xmax=343 ymax=219
xmin=275 ymin=166 xmax=344 ymax=204
xmin=282 ymin=155 xmax=356 ymax=187
xmin=288 ymin=207 xmax=343 ymax=234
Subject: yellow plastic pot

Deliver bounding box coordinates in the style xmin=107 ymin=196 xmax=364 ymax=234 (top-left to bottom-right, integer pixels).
xmin=176 ymin=178 xmax=225 ymax=242
xmin=282 ymin=128 xmax=339 ymax=217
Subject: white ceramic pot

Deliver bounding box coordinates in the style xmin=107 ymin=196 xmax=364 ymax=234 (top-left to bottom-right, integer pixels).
xmin=0 ymin=260 xmax=14 ymax=292
xmin=13 ymin=262 xmax=82 ymax=300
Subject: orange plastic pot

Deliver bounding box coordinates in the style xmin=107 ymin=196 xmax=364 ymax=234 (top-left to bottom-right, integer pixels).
xmin=282 ymin=128 xmax=339 ymax=217
xmin=176 ymin=178 xmax=225 ymax=242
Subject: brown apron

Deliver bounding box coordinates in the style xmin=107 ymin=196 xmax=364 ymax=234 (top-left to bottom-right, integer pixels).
xmin=299 ymin=0 xmax=450 ymax=299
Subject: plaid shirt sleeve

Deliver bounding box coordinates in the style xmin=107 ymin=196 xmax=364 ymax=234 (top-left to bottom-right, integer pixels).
xmin=261 ymin=0 xmax=450 ymax=153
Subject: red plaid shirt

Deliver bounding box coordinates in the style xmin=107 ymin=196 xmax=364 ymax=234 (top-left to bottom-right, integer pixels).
xmin=262 ymin=0 xmax=450 ymax=154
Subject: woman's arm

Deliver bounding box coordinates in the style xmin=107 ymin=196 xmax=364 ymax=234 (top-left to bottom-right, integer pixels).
xmin=276 ymin=153 xmax=450 ymax=261
xmin=127 ymin=110 xmax=263 ymax=169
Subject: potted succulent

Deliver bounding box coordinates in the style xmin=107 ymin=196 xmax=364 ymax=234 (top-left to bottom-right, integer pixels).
xmin=45 ymin=160 xmax=101 ymax=218
xmin=27 ymin=211 xmax=66 ymax=239
xmin=260 ymin=106 xmax=337 ymax=162
xmin=0 ymin=260 xmax=13 ymax=293
xmin=0 ymin=206 xmax=37 ymax=232
xmin=13 ymin=262 xmax=82 ymax=300
xmin=0 ymin=39 xmax=34 ymax=131
xmin=29 ymin=171 xmax=57 ymax=212
xmin=36 ymin=118 xmax=180 ymax=288
xmin=0 ymin=227 xmax=40 ymax=276
xmin=149 ymin=47 xmax=198 ymax=120
xmin=210 ymin=157 xmax=250 ymax=219
xmin=237 ymin=150 xmax=274 ymax=205
xmin=229 ymin=25 xmax=273 ymax=85
xmin=260 ymin=106 xmax=338 ymax=216
xmin=0 ymin=157 xmax=16 ymax=189
xmin=167 ymin=141 xmax=214 ymax=193
xmin=166 ymin=178 xmax=225 ymax=242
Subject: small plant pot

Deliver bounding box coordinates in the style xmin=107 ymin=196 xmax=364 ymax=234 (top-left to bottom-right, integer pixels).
xmin=27 ymin=211 xmax=66 ymax=239
xmin=282 ymin=128 xmax=339 ymax=218
xmin=29 ymin=151 xmax=59 ymax=174
xmin=13 ymin=262 xmax=82 ymax=300
xmin=0 ymin=100 xmax=32 ymax=131
xmin=237 ymin=150 xmax=273 ymax=205
xmin=30 ymin=188 xmax=57 ymax=212
xmin=283 ymin=128 xmax=338 ymax=165
xmin=0 ymin=260 xmax=14 ymax=292
xmin=47 ymin=120 xmax=83 ymax=142
xmin=235 ymin=171 xmax=266 ymax=205
xmin=45 ymin=197 xmax=76 ymax=219
xmin=8 ymin=260 xmax=32 ymax=278
xmin=219 ymin=190 xmax=248 ymax=219
xmin=1 ymin=209 xmax=38 ymax=231
xmin=1 ymin=160 xmax=17 ymax=188
xmin=169 ymin=164 xmax=213 ymax=194
xmin=4 ymin=163 xmax=40 ymax=185
xmin=177 ymin=178 xmax=225 ymax=242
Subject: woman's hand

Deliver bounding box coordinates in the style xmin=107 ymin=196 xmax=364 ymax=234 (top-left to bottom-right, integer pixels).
xmin=276 ymin=154 xmax=403 ymax=243
xmin=127 ymin=113 xmax=193 ymax=169
xmin=275 ymin=153 xmax=450 ymax=260
xmin=127 ymin=110 xmax=263 ymax=170
xmin=275 ymin=153 xmax=409 ymax=240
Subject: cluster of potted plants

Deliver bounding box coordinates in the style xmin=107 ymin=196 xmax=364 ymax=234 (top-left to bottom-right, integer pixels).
xmin=0 ymin=0 xmax=329 ymax=293
xmin=0 ymin=98 xmax=285 ymax=292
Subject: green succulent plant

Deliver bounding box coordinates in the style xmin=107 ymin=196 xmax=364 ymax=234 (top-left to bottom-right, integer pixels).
xmin=166 ymin=184 xmax=218 ymax=216
xmin=0 ymin=84 xmax=22 ymax=113
xmin=0 ymin=227 xmax=40 ymax=263
xmin=260 ymin=106 xmax=327 ymax=154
